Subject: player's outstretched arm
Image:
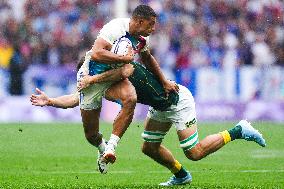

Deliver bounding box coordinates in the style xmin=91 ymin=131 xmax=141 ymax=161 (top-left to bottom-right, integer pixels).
xmin=77 ymin=64 xmax=134 ymax=91
xmin=30 ymin=88 xmax=79 ymax=109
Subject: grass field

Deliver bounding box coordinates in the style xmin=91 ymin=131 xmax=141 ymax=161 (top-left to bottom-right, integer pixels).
xmin=0 ymin=121 xmax=283 ymax=189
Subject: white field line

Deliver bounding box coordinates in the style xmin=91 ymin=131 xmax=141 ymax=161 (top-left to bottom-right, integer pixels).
xmin=251 ymin=149 xmax=284 ymax=158
xmin=27 ymin=169 xmax=284 ymax=174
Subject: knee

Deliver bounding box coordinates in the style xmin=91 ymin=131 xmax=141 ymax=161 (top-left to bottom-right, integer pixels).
xmin=121 ymin=89 xmax=137 ymax=107
xmin=185 ymin=144 xmax=204 ymax=161
xmin=126 ymin=93 xmax=137 ymax=107
xmin=121 ymin=64 xmax=134 ymax=79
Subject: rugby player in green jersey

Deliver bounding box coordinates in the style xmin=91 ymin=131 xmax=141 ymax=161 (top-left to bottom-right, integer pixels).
xmin=31 ymin=60 xmax=266 ymax=186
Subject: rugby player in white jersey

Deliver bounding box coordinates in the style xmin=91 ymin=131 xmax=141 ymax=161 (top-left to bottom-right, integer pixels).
xmin=77 ymin=4 xmax=178 ymax=171
xmin=32 ymin=5 xmax=178 ymax=176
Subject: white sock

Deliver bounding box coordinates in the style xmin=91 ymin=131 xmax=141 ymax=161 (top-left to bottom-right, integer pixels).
xmin=98 ymin=138 xmax=106 ymax=154
xmin=107 ymin=134 xmax=120 ymax=150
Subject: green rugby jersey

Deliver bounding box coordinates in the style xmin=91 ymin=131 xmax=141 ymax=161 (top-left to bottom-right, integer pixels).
xmin=129 ymin=62 xmax=179 ymax=111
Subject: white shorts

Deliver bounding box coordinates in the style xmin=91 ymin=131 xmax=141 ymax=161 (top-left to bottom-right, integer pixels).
xmin=77 ymin=53 xmax=114 ymax=110
xmin=147 ymin=85 xmax=197 ymax=131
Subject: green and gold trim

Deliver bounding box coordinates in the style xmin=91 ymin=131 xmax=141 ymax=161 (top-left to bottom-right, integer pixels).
xmin=142 ymin=130 xmax=167 ymax=143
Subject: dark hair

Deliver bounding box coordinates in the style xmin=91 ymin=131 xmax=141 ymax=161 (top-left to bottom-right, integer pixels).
xmin=132 ymin=5 xmax=157 ymax=19
xmin=77 ymin=56 xmax=85 ymax=71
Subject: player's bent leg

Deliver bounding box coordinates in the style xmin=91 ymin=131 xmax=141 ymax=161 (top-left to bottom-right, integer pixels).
xmin=141 ymin=118 xmax=172 ymax=166
xmin=177 ymin=124 xmax=225 ymax=161
xmin=180 ymin=120 xmax=266 ymax=162
xmin=103 ymin=79 xmax=137 ymax=163
xmin=142 ymin=141 xmax=192 ymax=186
xmin=141 ymin=118 xmax=192 ymax=186
xmin=105 ymin=79 xmax=137 ymax=138
xmin=80 ymin=108 xmax=102 ymax=146
xmin=80 ymin=108 xmax=108 ymax=174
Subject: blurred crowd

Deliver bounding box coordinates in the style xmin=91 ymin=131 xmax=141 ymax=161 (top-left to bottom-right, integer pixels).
xmin=0 ymin=0 xmax=114 ymax=95
xmin=134 ymin=0 xmax=284 ymax=79
xmin=0 ymin=0 xmax=283 ymax=95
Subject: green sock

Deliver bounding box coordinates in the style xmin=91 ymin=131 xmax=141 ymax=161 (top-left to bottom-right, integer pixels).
xmin=174 ymin=166 xmax=188 ymax=178
xmin=228 ymin=125 xmax=242 ymax=140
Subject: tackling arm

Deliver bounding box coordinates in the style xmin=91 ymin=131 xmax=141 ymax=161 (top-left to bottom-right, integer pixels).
xmin=140 ymin=50 xmax=179 ymax=94
xmin=140 ymin=50 xmax=167 ymax=83
xmin=30 ymin=88 xmax=79 ymax=109
xmin=77 ymin=64 xmax=134 ymax=91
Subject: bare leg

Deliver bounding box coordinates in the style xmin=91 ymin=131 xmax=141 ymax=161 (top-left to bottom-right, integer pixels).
xmin=103 ymin=79 xmax=137 ymax=163
xmin=141 ymin=118 xmax=176 ymax=170
xmin=141 ymin=118 xmax=191 ymax=185
xmin=105 ymin=79 xmax=137 ymax=138
xmin=80 ymin=108 xmax=105 ymax=151
xmin=177 ymin=124 xmax=225 ymax=161
xmin=79 ymin=64 xmax=136 ymax=167
xmin=81 ymin=64 xmax=136 ymax=139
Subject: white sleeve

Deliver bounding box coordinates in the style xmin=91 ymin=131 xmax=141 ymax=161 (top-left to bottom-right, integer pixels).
xmin=97 ymin=21 xmax=119 ymax=45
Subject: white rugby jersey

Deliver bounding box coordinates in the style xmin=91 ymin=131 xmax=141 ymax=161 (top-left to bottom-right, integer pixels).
xmin=80 ymin=18 xmax=150 ymax=76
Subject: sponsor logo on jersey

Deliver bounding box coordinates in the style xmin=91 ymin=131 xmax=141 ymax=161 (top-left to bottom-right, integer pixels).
xmin=185 ymin=118 xmax=196 ymax=127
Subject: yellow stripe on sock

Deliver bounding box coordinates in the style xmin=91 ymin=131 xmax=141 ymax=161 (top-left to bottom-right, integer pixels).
xmin=220 ymin=130 xmax=231 ymax=144
xmin=170 ymin=160 xmax=182 ymax=174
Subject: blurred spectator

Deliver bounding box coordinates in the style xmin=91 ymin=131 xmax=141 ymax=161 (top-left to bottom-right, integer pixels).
xmin=136 ymin=0 xmax=283 ymax=70
xmin=0 ymin=38 xmax=13 ymax=69
xmin=0 ymin=0 xmax=11 ymax=23
xmin=251 ymin=34 xmax=275 ymax=67
xmin=9 ymin=44 xmax=28 ymax=95
xmin=275 ymin=42 xmax=284 ymax=67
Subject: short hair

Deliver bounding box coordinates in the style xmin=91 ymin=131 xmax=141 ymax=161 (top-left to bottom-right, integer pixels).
xmin=77 ymin=56 xmax=85 ymax=71
xmin=132 ymin=5 xmax=157 ymax=19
